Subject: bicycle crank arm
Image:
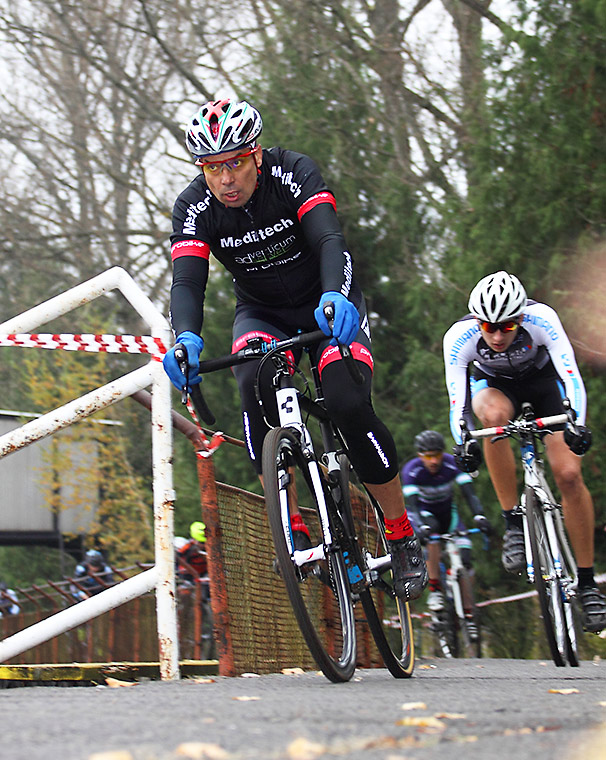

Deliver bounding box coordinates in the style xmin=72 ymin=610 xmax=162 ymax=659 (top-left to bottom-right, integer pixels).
xmin=366 ymin=554 xmax=392 ymax=573
xmin=293 ymin=544 xmax=326 ymax=566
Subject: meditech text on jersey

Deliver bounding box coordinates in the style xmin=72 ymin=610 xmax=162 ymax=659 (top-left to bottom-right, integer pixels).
xmin=183 ymin=193 xmax=213 ymax=234
xmin=220 ymin=218 xmax=295 ymax=248
xmin=270 ymin=166 xmax=302 ymax=198
xmin=340 ymin=251 xmax=353 ymax=296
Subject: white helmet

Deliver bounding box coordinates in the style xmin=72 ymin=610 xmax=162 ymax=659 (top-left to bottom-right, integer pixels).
xmin=468 ymin=271 xmax=527 ymax=322
xmin=185 ymin=99 xmax=263 ymax=158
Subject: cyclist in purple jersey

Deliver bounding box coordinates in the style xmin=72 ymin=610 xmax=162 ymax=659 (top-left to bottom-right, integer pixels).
xmin=443 ymin=271 xmax=605 ymax=632
xmin=402 ymin=430 xmax=491 ymax=627
xmin=162 ymin=99 xmax=427 ymax=601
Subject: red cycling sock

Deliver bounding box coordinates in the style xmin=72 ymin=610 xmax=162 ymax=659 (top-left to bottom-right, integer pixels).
xmin=290 ymin=512 xmax=310 ymax=538
xmin=429 ymin=579 xmax=442 ymax=592
xmin=384 ymin=512 xmax=414 ymax=540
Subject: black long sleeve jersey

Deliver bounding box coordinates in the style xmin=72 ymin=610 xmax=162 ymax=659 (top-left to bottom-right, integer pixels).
xmin=169 ymin=147 xmax=361 ymax=336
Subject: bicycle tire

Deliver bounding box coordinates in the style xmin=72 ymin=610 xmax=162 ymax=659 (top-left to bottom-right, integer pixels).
xmin=452 ymin=571 xmax=482 ymax=658
xmin=262 ymin=426 xmax=357 ymax=682
xmin=552 ymin=508 xmax=580 ymax=667
xmin=431 ymin=600 xmax=458 ymax=658
xmin=525 ymin=486 xmax=567 ymax=666
xmin=336 ymin=458 xmax=414 ymax=677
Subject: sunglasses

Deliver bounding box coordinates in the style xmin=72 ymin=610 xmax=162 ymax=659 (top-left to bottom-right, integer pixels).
xmin=479 ymin=319 xmax=520 ymax=334
xmin=195 ymin=147 xmax=258 ymax=175
xmin=418 ymin=451 xmax=444 ymax=459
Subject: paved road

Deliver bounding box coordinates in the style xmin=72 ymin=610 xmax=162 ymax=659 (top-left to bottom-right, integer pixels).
xmin=2 ymin=658 xmax=605 ymax=760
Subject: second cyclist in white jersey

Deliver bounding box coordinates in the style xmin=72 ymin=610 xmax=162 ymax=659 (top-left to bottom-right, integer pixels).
xmin=443 ymin=271 xmax=606 ymax=633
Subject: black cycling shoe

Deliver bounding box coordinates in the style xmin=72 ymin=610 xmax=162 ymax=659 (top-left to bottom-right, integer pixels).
xmin=502 ymin=527 xmax=526 ymax=573
xmin=465 ymin=615 xmax=480 ymax=642
xmin=272 ymin=528 xmax=313 ymax=576
xmin=292 ymin=528 xmax=312 ymax=552
xmin=387 ymin=536 xmax=428 ymax=601
xmin=578 ymin=586 xmax=606 ymax=633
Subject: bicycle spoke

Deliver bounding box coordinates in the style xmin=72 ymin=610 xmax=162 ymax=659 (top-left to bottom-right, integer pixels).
xmin=263 ymin=426 xmax=357 ymax=683
xmin=525 ymin=487 xmax=567 ymax=666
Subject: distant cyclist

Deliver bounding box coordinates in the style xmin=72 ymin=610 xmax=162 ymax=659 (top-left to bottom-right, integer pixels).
xmin=176 ymin=521 xmax=209 ymax=590
xmin=70 ymin=550 xmax=114 ymax=601
xmin=443 ymin=270 xmax=606 ymax=632
xmin=401 ymin=430 xmax=491 ymax=637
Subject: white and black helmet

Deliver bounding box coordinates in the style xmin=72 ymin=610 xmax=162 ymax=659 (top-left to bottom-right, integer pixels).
xmin=185 ymin=99 xmax=263 ymax=158
xmin=468 ymin=271 xmax=527 ymax=322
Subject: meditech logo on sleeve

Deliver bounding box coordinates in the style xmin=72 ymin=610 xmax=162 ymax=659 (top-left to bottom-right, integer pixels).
xmin=271 ymin=165 xmax=302 ymax=198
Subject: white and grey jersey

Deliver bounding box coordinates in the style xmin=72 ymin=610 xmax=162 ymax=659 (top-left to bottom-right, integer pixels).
xmin=443 ymin=301 xmax=586 ymax=443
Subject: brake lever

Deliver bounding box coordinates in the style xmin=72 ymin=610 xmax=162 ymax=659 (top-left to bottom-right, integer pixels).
xmin=323 ymin=302 xmax=364 ymax=385
xmin=173 ymin=342 xmax=216 ymax=425
xmin=173 ymin=343 xmax=189 ymax=405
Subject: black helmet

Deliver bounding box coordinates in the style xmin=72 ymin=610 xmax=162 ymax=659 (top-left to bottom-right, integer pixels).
xmin=414 ymin=430 xmax=445 ymax=453
xmin=85 ymin=549 xmax=104 ymax=566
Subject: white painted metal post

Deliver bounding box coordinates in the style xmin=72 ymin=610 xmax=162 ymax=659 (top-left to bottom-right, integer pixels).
xmin=151 ymin=349 xmax=179 ymax=680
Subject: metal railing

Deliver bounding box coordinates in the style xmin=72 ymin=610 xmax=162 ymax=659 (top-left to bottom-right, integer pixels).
xmin=0 ymin=268 xmax=178 ymax=677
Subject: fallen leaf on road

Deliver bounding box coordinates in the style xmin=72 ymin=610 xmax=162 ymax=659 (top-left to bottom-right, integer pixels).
xmin=400 ymin=702 xmax=427 ymax=711
xmin=418 ymin=664 xmax=436 ymax=669
xmin=232 ymin=695 xmax=260 ymax=701
xmin=282 ymin=667 xmax=305 ymax=675
xmin=548 ymin=688 xmax=580 ymax=695
xmin=434 ymin=712 xmax=466 ymax=719
xmin=104 ymin=677 xmax=136 ymax=688
xmin=396 ymin=716 xmax=446 ymax=731
xmin=88 ymin=753 xmax=134 ymax=760
xmin=598 ymin=701 xmax=606 ymax=707
xmin=286 ymin=737 xmax=327 ymax=759
xmin=189 ymin=677 xmax=216 ymax=684
xmin=175 ymin=742 xmax=230 ymax=759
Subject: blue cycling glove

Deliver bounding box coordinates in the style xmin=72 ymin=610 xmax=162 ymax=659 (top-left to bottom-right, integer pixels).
xmin=163 ymin=331 xmax=204 ymax=390
xmin=314 ymin=291 xmax=360 ymax=346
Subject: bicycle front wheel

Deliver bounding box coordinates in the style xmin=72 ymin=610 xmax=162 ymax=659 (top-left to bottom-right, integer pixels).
xmin=551 ymin=507 xmax=580 ymax=666
xmin=262 ymin=426 xmax=357 ymax=683
xmin=525 ymin=486 xmax=567 ymax=666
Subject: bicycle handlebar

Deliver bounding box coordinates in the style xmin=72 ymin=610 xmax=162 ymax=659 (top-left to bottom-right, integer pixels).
xmin=468 ymin=413 xmax=569 ymax=440
xmin=462 ymin=398 xmax=579 ymax=444
xmin=173 ymin=301 xmax=364 ymax=425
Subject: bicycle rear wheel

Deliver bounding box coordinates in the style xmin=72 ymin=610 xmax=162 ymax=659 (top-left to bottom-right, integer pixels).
xmin=430 ymin=600 xmax=458 ymax=658
xmin=262 ymin=426 xmax=357 ymax=683
xmin=341 ymin=458 xmax=414 ymax=677
xmin=525 ymin=486 xmax=567 ymax=666
xmin=451 ymin=573 xmax=482 ymax=658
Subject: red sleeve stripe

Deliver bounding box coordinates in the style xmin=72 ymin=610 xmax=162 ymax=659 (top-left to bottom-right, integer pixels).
xmin=297 ymin=192 xmax=337 ymax=221
xmin=171 ymin=239 xmax=210 ymax=261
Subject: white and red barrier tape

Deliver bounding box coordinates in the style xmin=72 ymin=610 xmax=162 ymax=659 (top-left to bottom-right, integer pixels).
xmin=0 ymin=332 xmax=225 ymax=458
xmin=0 ymin=332 xmax=167 ymax=359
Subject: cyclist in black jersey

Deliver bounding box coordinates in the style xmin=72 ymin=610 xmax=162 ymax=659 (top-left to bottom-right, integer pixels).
xmin=162 ymin=99 xmax=427 ymax=602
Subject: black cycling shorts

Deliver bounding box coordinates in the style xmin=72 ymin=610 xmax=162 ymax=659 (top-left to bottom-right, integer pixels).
xmin=472 ymin=360 xmax=566 ymax=419
xmin=230 ymin=299 xmax=399 ymax=484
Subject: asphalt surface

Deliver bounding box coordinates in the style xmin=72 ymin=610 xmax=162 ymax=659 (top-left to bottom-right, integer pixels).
xmin=2 ymin=658 xmax=605 ymax=760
